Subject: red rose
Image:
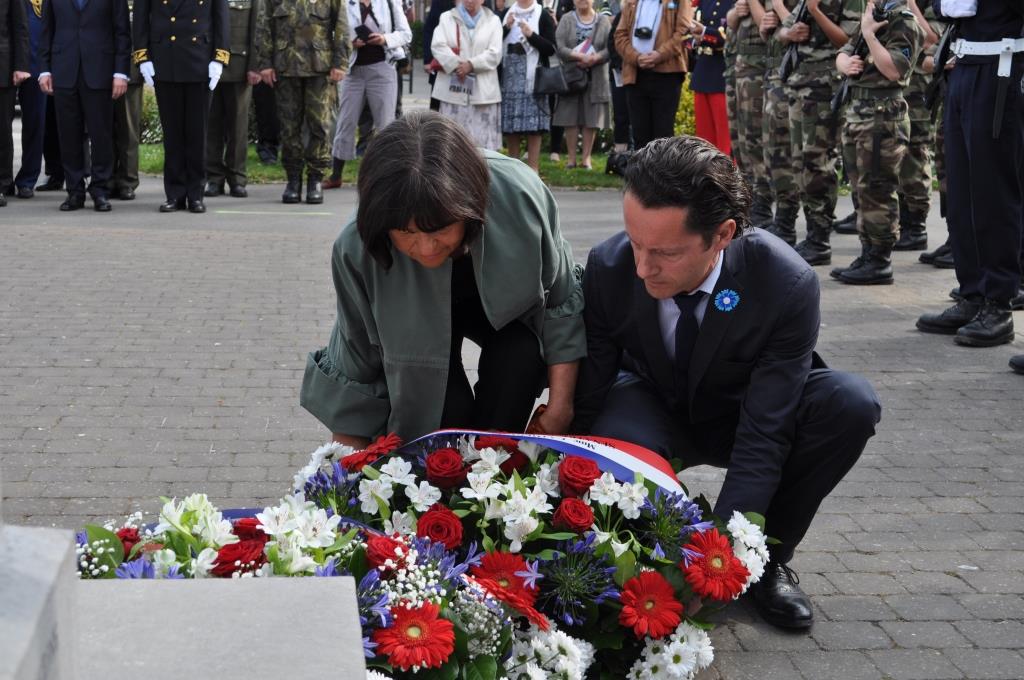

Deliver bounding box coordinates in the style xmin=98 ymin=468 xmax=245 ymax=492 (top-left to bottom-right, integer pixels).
xmin=366 ymin=534 xmax=406 ymax=569
xmin=233 ymin=517 xmax=268 ymax=543
xmin=116 ymin=527 xmax=141 ymax=557
xmin=416 ymin=504 xmax=464 ymax=550
xmin=552 ymin=498 xmax=594 ymax=534
xmin=211 ymin=539 xmax=267 ymax=577
xmin=558 ymin=455 xmax=602 ymax=498
xmin=475 ymin=436 xmax=530 ymax=475
xmin=425 ymin=448 xmax=468 ymax=489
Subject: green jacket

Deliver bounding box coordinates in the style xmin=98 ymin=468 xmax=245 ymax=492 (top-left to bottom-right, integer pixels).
xmin=255 ymin=0 xmax=350 ymax=76
xmin=301 ymin=151 xmax=587 ymax=441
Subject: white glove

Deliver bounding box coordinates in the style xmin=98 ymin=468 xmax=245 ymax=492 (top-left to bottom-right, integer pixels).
xmin=140 ymin=61 xmax=155 ymax=87
xmin=208 ymin=61 xmax=223 ymax=90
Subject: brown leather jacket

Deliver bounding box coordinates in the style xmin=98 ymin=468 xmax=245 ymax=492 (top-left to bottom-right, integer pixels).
xmin=614 ymin=0 xmax=693 ymax=85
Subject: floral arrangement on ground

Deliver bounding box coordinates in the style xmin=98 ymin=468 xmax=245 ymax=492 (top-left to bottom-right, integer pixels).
xmin=77 ymin=431 xmax=772 ymax=679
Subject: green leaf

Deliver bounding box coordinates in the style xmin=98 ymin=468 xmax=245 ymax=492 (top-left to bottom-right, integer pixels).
xmin=590 ymin=629 xmax=626 ymax=650
xmin=452 ymin=509 xmax=472 ymax=518
xmin=538 ymin=531 xmax=577 ymax=541
xmin=420 ymin=659 xmax=460 ymax=680
xmin=463 ymin=655 xmax=498 ymax=680
xmin=361 ymin=465 xmax=380 ymax=480
xmin=531 ymin=548 xmax=559 ymax=561
xmin=348 ymin=547 xmax=369 ymax=581
xmin=612 ymin=549 xmax=636 ymax=586
xmin=743 ymin=512 xmax=767 ymax=531
xmin=84 ymin=524 xmax=125 ymax=578
xmin=512 ymin=469 xmax=527 ymax=496
xmin=766 ymin=536 xmax=782 ymax=545
xmin=453 ymin=622 xmax=470 ymax=657
xmin=325 ymin=527 xmax=360 ymax=555
xmin=374 ymin=494 xmax=392 ymax=521
xmin=481 ymin=534 xmax=494 ymax=553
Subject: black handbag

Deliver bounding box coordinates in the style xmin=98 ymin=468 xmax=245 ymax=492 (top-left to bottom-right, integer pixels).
xmin=533 ymin=64 xmax=569 ymax=95
xmin=562 ymin=64 xmax=589 ymax=94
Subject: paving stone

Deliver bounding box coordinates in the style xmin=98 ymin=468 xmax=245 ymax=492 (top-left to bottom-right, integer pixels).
xmin=944 ymin=649 xmax=1024 ymax=680
xmin=884 ymin=594 xmax=973 ymax=621
xmin=815 ymin=595 xmax=897 ymax=622
xmin=959 ymin=572 xmax=1024 ymax=594
xmin=894 ymin=571 xmax=975 ymax=595
xmin=878 ymin=621 xmax=972 ymax=649
xmin=953 ymin=620 xmax=1024 ymax=649
xmin=823 ymin=572 xmax=906 ymax=596
xmin=710 ymin=652 xmax=800 ymax=680
xmin=955 ymin=594 xmax=1024 ymax=620
xmin=789 ymin=651 xmax=884 ymax=680
xmin=867 ymin=649 xmax=965 ymax=680
xmin=810 ymin=621 xmax=894 ymax=651
xmin=731 ymin=621 xmax=820 ymax=652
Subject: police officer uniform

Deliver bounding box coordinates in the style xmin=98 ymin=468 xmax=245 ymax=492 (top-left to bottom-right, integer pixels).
xmin=692 ymin=0 xmax=733 ymax=154
xmin=12 ymin=0 xmax=45 ymax=199
xmin=0 ymin=0 xmax=30 ymax=206
xmin=205 ymin=0 xmax=261 ymax=198
xmin=111 ymin=0 xmax=145 ymax=201
xmin=133 ymin=0 xmax=230 ymax=212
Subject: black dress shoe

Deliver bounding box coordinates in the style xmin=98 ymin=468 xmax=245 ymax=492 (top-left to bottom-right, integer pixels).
xmin=917 ymin=299 xmax=982 ymax=335
xmin=159 ymin=199 xmax=185 ymax=213
xmin=188 ymin=199 xmax=207 ymax=214
xmin=115 ymin=187 xmax=136 ymax=201
xmin=0 ymin=193 xmax=6 ymax=207
xmin=93 ymin=196 xmax=112 ymax=212
xmin=920 ymin=240 xmax=952 ymax=265
xmin=229 ymin=185 xmax=247 ymax=198
xmin=16 ymin=186 xmax=34 ymax=199
xmin=1010 ymin=355 xmax=1024 ymax=375
xmin=750 ymin=562 xmax=814 ymax=630
xmin=1 ymin=184 xmax=14 ymax=196
xmin=933 ymin=250 xmax=956 ymax=269
xmin=36 ymin=177 xmax=64 ymax=192
xmin=955 ymin=300 xmax=1014 ymax=347
xmin=59 ymin=195 xmax=86 ymax=211
xmin=204 ymin=183 xmax=225 ymax=197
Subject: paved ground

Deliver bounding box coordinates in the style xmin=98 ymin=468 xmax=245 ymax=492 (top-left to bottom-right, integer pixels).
xmin=1 ymin=180 xmax=1022 ymax=679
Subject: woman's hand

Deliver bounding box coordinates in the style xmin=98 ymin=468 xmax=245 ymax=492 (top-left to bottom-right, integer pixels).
xmin=455 ymin=59 xmax=474 ymax=78
xmin=353 ymin=38 xmax=366 ymax=49
xmin=366 ymin=32 xmax=387 ymax=46
xmin=518 ymin=20 xmax=533 ymax=38
xmin=505 ymin=11 xmax=517 ymax=27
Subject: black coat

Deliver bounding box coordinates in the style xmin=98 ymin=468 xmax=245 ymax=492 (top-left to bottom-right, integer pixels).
xmin=39 ymin=0 xmax=131 ymax=89
xmin=0 ymin=0 xmax=31 ymax=86
xmin=132 ymin=0 xmax=230 ymax=81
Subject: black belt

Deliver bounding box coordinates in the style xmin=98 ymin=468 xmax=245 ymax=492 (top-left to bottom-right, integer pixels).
xmin=849 ymin=86 xmax=902 ymax=100
xmin=507 ymin=43 xmax=527 ymax=55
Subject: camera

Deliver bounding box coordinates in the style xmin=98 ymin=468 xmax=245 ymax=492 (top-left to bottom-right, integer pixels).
xmin=355 ymin=25 xmax=373 ymax=42
xmin=634 ymin=26 xmax=653 ymax=39
xmin=872 ymin=1 xmax=895 ymax=23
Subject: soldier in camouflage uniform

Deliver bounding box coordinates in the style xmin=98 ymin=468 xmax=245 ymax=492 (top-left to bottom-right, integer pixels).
xmin=724 ymin=14 xmax=739 ymax=158
xmin=728 ymin=0 xmax=773 ymax=228
xmin=778 ymin=0 xmax=858 ymax=266
xmin=256 ymin=0 xmax=350 ymax=204
xmin=111 ymin=0 xmax=144 ymax=202
xmin=893 ymin=0 xmax=941 ymax=251
xmin=830 ymin=0 xmax=922 ymax=285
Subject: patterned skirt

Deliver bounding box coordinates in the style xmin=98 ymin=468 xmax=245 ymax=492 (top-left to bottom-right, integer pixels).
xmin=501 ymin=52 xmax=550 ymax=134
xmin=438 ymin=102 xmax=503 ymax=151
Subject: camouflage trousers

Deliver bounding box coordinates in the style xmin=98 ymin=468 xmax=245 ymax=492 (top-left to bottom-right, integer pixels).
xmin=276 ymin=75 xmax=339 ymax=176
xmin=763 ymin=77 xmax=800 ymax=215
xmin=897 ymin=92 xmax=935 ymax=221
xmin=734 ymin=71 xmax=772 ymax=210
xmin=844 ymin=96 xmax=910 ymax=249
xmin=787 ymin=83 xmax=840 ymax=234
xmin=725 ymin=73 xmax=739 ymax=158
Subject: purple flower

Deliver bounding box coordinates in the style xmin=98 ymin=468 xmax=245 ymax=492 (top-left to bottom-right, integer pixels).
xmin=514 ymin=559 xmax=544 ymax=590
xmin=115 ymin=558 xmax=155 ymax=579
xmin=315 ymin=557 xmax=340 ymax=577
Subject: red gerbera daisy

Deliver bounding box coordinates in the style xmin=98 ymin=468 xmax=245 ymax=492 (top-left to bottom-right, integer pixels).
xmin=682 ymin=528 xmax=750 ymax=601
xmin=618 ymin=570 xmax=683 ymax=639
xmin=339 ymin=433 xmax=404 ymax=472
xmin=470 ymin=551 xmax=537 ymax=605
xmin=372 ymin=601 xmax=455 ymax=671
xmin=473 ymin=576 xmax=550 ymax=631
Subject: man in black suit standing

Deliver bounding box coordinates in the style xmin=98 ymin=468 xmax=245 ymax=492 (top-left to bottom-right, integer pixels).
xmin=133 ymin=0 xmax=229 ymax=213
xmin=573 ymin=135 xmax=881 ymax=631
xmin=38 ymin=0 xmax=130 ymax=211
xmin=0 ymin=0 xmax=31 ymax=208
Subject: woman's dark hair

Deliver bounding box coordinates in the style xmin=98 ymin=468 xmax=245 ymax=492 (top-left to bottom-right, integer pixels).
xmin=356 ymin=111 xmax=490 ymax=269
xmin=623 ymin=136 xmax=751 ymax=246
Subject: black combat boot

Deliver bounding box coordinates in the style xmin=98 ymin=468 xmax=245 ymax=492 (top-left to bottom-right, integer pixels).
xmin=837 ymin=243 xmax=894 ymax=285
xmin=916 ymin=297 xmax=982 ymax=335
xmin=830 ymin=241 xmax=870 ymax=280
xmin=894 ymin=212 xmax=928 ymax=251
xmin=282 ymin=172 xmax=302 ymax=204
xmin=794 ymin=222 xmax=832 ymax=266
xmin=750 ymin=194 xmax=775 ymax=230
xmin=955 ymin=299 xmax=1015 ymax=347
xmin=919 ymin=239 xmax=951 ymax=265
xmin=765 ymin=205 xmax=798 ymax=246
xmin=306 ymin=172 xmax=324 ymax=204
xmin=832 ymin=211 xmax=857 ymax=234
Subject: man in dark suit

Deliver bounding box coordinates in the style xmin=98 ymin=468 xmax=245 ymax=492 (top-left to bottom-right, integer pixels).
xmin=133 ymin=0 xmax=230 ymax=213
xmin=38 ymin=0 xmax=131 ymax=211
xmin=573 ymin=135 xmax=881 ymax=630
xmin=0 ymin=0 xmax=32 ymax=207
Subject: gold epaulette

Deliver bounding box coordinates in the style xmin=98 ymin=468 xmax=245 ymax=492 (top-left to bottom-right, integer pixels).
xmin=215 ymin=49 xmax=231 ymax=65
xmin=31 ymin=0 xmax=43 ymax=18
xmin=132 ymin=48 xmax=150 ymax=65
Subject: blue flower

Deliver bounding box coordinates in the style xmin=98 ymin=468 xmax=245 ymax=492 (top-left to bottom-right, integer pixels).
xmin=714 ymin=288 xmax=740 ymax=312
xmin=115 ymin=558 xmax=156 ymax=579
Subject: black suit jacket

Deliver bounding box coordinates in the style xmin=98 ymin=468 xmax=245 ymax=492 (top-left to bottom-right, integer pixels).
xmin=132 ymin=0 xmax=229 ymax=82
xmin=39 ymin=0 xmax=131 ymax=89
xmin=574 ymin=228 xmax=824 ymax=518
xmin=1 ymin=0 xmax=31 ymax=86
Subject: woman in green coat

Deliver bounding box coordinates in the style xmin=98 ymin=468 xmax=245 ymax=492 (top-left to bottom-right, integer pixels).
xmin=300 ymin=111 xmax=587 ymax=447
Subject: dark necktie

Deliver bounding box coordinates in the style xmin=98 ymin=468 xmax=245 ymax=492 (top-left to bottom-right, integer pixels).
xmin=77 ymin=0 xmax=87 ymax=10
xmin=673 ymin=291 xmax=705 ymax=398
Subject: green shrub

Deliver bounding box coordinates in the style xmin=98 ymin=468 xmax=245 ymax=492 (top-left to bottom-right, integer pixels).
xmin=140 ymin=86 xmax=163 ymax=144
xmin=674 ymin=80 xmax=696 ymax=137
xmin=410 ymin=20 xmax=424 ymax=59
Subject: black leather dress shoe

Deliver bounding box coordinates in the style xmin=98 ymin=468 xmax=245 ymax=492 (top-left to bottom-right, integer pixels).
xmin=16 ymin=186 xmax=34 ymax=199
xmin=36 ymin=177 xmax=64 ymax=192
xmin=955 ymin=300 xmax=1014 ymax=347
xmin=60 ymin=195 xmax=86 ymax=211
xmin=116 ymin=187 xmax=136 ymax=200
xmin=0 ymin=193 xmax=6 ymax=207
xmin=1010 ymin=355 xmax=1024 ymax=375
xmin=750 ymin=562 xmax=814 ymax=630
xmin=93 ymin=196 xmax=112 ymax=212
xmin=2 ymin=184 xmax=14 ymax=196
xmin=229 ymin=185 xmax=247 ymax=198
xmin=204 ymin=183 xmax=225 ymax=197
xmin=917 ymin=299 xmax=981 ymax=335
xmin=159 ymin=199 xmax=184 ymax=213
xmin=188 ymin=199 xmax=206 ymax=214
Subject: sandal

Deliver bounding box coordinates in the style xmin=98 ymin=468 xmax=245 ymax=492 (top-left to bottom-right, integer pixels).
xmin=566 ymin=162 xmax=578 ymax=169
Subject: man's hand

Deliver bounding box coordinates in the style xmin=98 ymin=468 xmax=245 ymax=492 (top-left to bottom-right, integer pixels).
xmin=261 ymin=68 xmax=277 ymax=86
xmin=112 ymin=77 xmax=128 ymax=99
xmin=39 ymin=74 xmax=53 ymax=94
xmin=837 ymin=52 xmax=864 ymax=77
xmin=329 ymin=67 xmax=346 ymax=82
xmin=807 ymin=0 xmax=821 ymax=11
xmin=454 ymin=60 xmax=473 ymax=79
xmin=861 ymin=0 xmax=888 ymax=37
xmin=689 ymin=18 xmax=706 ymax=36
xmin=13 ymin=71 xmax=31 ymax=86
xmin=366 ymin=32 xmax=386 ymax=46
xmin=247 ymin=70 xmax=262 ymax=85
xmin=785 ymin=21 xmax=811 ymax=43
xmin=735 ymin=0 xmax=750 ymax=17
xmin=526 ymin=403 xmax=574 ymax=435
xmin=637 ymin=50 xmax=661 ymax=69
xmin=760 ymin=10 xmax=779 ymax=32
xmin=140 ymin=60 xmax=156 ymax=86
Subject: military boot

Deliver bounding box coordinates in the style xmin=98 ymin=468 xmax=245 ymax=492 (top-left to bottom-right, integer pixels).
xmin=831 ymin=241 xmax=870 ymax=280
xmin=750 ymin=194 xmax=775 ymax=229
xmin=894 ymin=212 xmax=928 ymax=251
xmin=919 ymin=239 xmax=951 ymax=265
xmin=282 ymin=172 xmax=302 ymax=204
xmin=837 ymin=243 xmax=894 ymax=285
xmin=832 ymin=211 xmax=857 ymax=235
xmin=955 ymin=299 xmax=1015 ymax=347
xmin=916 ymin=297 xmax=982 ymax=335
xmin=306 ymin=172 xmax=324 ymax=205
xmin=794 ymin=222 xmax=832 ymax=266
xmin=765 ymin=205 xmax=798 ymax=246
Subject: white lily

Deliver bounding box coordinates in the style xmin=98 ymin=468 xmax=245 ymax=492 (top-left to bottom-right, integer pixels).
xmin=191 ymin=547 xmax=218 ymax=578
xmin=358 ymin=478 xmax=394 ymax=514
xmin=379 ymin=457 xmax=417 ymax=487
xmin=404 ymin=480 xmax=442 ymax=512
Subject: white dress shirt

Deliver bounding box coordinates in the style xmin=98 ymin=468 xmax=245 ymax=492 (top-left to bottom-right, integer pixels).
xmin=658 ymin=253 xmax=723 ymax=363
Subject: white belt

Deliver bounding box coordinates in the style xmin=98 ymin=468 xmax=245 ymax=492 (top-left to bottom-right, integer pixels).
xmin=952 ymin=38 xmax=1024 ymax=77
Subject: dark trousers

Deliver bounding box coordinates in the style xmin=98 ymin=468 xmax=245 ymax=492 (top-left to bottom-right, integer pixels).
xmin=155 ymin=81 xmax=211 ymax=203
xmin=945 ymin=60 xmax=1024 ymax=305
xmin=112 ymin=83 xmax=143 ymax=192
xmin=207 ymin=81 xmax=252 ymax=189
xmin=253 ymin=82 xmax=280 ymax=148
xmin=0 ymin=87 xmax=15 ymax=191
xmin=43 ymin=94 xmax=64 ymax=182
xmin=14 ymin=77 xmax=47 ymax=190
xmin=441 ymin=297 xmax=546 ymax=432
xmin=611 ymin=78 xmax=631 ymax=147
xmin=588 ymin=368 xmax=878 ymax=563
xmin=54 ymin=82 xmax=114 ymax=199
xmin=625 ymin=70 xmax=684 ymax=150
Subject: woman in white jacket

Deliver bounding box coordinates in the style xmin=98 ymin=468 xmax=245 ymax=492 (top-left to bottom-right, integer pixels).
xmin=430 ymin=0 xmax=503 ymax=150
xmin=325 ymin=0 xmax=412 ymax=187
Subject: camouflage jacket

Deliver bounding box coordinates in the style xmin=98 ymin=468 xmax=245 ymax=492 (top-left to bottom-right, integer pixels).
xmin=906 ymin=1 xmax=945 ymax=96
xmin=839 ymin=3 xmax=923 ymax=92
xmin=781 ymin=0 xmax=859 ymax=89
xmin=255 ymin=0 xmax=350 ymax=76
xmin=733 ymin=6 xmax=767 ymax=76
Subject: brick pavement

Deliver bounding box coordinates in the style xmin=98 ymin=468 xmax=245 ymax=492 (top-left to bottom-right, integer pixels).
xmin=1 ymin=182 xmax=1022 ymax=679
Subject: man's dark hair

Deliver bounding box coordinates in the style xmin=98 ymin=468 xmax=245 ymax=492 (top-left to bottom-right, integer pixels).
xmin=624 ymin=136 xmax=751 ymax=246
xmin=356 ymin=111 xmax=489 ymax=269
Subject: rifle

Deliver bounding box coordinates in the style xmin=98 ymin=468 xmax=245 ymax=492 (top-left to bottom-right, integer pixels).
xmin=924 ymin=21 xmax=957 ymax=119
xmin=778 ymin=0 xmax=810 ymax=81
xmin=829 ymin=2 xmax=895 ymax=118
